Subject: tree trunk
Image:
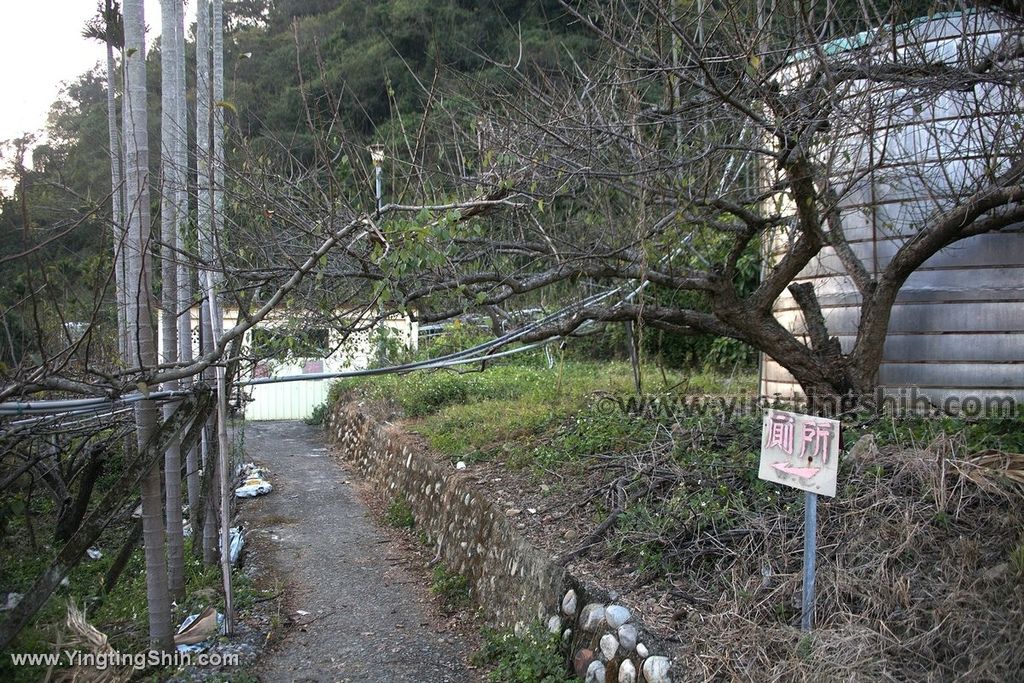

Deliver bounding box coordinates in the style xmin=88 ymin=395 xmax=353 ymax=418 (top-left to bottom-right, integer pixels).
xmin=103 ymin=516 xmax=143 ymax=596
xmin=54 ymin=453 xmax=105 ymax=543
xmin=200 ymin=421 xmax=220 ymax=566
xmin=211 ymin=0 xmax=234 ymax=634
xmin=159 ymin=0 xmax=185 ymax=602
xmin=195 ymin=0 xmax=218 ymax=565
xmin=174 ymin=0 xmax=200 ymax=540
xmin=123 ymin=0 xmax=173 ymax=651
xmin=104 ymin=33 xmax=126 ymax=358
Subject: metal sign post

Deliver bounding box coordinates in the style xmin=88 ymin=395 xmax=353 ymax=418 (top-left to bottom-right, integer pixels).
xmin=758 ymin=409 xmax=839 ymax=633
xmin=801 ymin=490 xmax=817 ymax=631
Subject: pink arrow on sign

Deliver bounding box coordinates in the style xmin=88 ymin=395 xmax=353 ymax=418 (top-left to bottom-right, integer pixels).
xmin=771 ymin=462 xmax=820 ymax=479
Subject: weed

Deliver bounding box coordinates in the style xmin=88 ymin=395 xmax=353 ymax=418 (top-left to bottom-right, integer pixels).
xmin=304 ymin=401 xmax=327 ymax=426
xmin=472 ymin=622 xmax=574 ymax=683
xmin=796 ymin=634 xmax=814 ymax=659
xmin=385 ymin=496 xmax=415 ymax=529
xmin=431 ymin=564 xmax=471 ymax=614
xmin=0 ymin=533 xmax=242 ymax=683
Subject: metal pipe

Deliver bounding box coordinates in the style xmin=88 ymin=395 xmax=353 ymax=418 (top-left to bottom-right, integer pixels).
xmin=375 ymin=165 xmax=382 ymax=214
xmin=801 ymin=491 xmax=817 ymax=632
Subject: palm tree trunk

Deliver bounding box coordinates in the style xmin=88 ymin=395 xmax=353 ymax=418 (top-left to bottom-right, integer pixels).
xmin=211 ymin=0 xmax=234 ymax=635
xmin=174 ymin=0 xmax=200 ymax=541
xmin=123 ymin=0 xmax=173 ymax=651
xmin=160 ymin=0 xmax=185 ymax=602
xmin=195 ymin=0 xmax=219 ymax=566
xmin=105 ymin=38 xmax=126 ymax=358
xmin=201 ymin=417 xmax=220 ymax=565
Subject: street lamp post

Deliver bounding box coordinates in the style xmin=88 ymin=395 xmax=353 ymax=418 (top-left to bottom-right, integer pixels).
xmin=369 ymin=144 xmax=385 ymax=213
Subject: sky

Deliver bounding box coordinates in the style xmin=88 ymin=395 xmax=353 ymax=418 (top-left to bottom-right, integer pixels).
xmin=0 ymin=1 xmax=197 ymax=151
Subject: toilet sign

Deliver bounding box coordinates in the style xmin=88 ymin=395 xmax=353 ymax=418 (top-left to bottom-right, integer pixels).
xmin=759 ymin=408 xmax=842 ymax=632
xmin=758 ymin=409 xmax=840 ymax=497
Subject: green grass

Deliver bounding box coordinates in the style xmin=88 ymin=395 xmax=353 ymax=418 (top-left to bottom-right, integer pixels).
xmin=846 ymin=413 xmax=1024 ymax=453
xmin=332 ymin=363 xmax=556 ymax=417
xmin=385 ymin=496 xmax=415 ymax=529
xmin=333 ymin=357 xmax=1021 ymax=576
xmin=472 ymin=622 xmax=575 ymax=683
xmin=333 ymin=359 xmax=756 ymax=470
xmin=410 ymin=362 xmax=752 ymax=470
xmin=430 ymin=564 xmax=471 ymax=614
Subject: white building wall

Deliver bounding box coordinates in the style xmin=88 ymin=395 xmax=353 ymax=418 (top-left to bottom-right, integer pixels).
xmin=157 ymin=308 xmax=418 ymax=421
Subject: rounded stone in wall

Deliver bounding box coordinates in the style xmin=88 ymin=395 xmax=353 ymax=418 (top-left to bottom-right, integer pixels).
xmin=642 ymin=655 xmax=672 ymax=683
xmin=579 ymin=603 xmax=606 ymax=632
xmin=605 ymin=604 xmax=631 ymax=629
xmin=561 ymin=589 xmax=577 ymax=616
xmin=584 ymin=660 xmax=605 ymax=683
xmin=618 ymin=624 xmax=638 ymax=652
xmin=599 ymin=633 xmax=619 ymax=660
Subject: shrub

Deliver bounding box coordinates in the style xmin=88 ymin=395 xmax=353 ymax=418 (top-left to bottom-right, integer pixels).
xmin=304 ymin=401 xmax=327 ymax=425
xmin=385 ymin=496 xmax=415 ymax=529
xmin=472 ymin=623 xmax=574 ymax=683
xmin=430 ymin=564 xmax=471 ymax=613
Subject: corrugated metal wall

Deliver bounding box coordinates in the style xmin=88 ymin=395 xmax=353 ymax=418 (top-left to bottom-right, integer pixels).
xmin=245 ymin=379 xmax=331 ymax=421
xmin=761 ymin=12 xmax=1024 ymax=404
xmin=243 ymin=317 xmax=418 ymax=421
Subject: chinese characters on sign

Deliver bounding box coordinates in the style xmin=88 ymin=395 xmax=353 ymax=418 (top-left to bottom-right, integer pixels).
xmin=758 ymin=409 xmax=841 ymax=497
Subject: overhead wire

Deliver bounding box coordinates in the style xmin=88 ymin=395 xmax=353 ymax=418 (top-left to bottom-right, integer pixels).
xmin=0 ymin=228 xmax=693 ymax=426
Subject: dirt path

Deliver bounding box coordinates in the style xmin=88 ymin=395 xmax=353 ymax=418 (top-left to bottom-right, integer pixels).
xmin=239 ymin=421 xmax=476 ymax=683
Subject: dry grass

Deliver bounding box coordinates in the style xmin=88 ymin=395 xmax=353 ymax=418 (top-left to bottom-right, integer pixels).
xmin=51 ymin=603 xmax=131 ymax=683
xmin=664 ymin=434 xmax=1024 ymax=682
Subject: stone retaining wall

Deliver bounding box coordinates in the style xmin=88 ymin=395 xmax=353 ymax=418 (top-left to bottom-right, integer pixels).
xmin=325 ymin=401 xmax=564 ymax=628
xmin=326 ymin=400 xmax=673 ymax=682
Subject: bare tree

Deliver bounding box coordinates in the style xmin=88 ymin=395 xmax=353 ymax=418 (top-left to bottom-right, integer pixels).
xmin=372 ymin=0 xmax=1024 ymax=404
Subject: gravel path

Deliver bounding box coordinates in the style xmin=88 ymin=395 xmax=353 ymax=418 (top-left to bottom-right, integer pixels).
xmin=240 ymin=421 xmax=476 ymax=683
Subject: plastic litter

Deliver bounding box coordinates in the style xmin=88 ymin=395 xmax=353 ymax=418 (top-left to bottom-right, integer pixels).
xmin=86 ymin=547 xmax=103 ymax=560
xmin=235 ymin=478 xmax=272 ymax=497
xmin=1 ymin=593 xmax=23 ymax=611
xmin=174 ymin=606 xmax=225 ymax=653
xmin=237 ymin=462 xmax=270 ymax=480
xmin=235 ymin=463 xmax=272 ymax=498
xmin=225 ymin=526 xmax=244 ymax=565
